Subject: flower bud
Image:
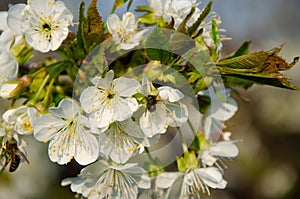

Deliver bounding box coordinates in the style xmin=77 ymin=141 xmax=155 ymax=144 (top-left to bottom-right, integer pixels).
xmin=0 ymin=75 xmax=32 ymax=99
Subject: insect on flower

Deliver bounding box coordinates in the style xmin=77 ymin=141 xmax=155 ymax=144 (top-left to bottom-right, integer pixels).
xmin=146 ymin=94 xmax=159 ymax=113
xmin=0 ymin=136 xmax=29 ymax=172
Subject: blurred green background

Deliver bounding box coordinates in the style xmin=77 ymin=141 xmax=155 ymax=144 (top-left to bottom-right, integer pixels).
xmin=1 ymin=0 xmax=300 ymax=199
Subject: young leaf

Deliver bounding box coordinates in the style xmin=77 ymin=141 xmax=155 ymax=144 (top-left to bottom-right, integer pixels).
xmin=217 ymin=46 xmax=299 ymax=89
xmin=77 ymin=1 xmax=86 ymax=50
xmin=188 ymin=1 xmax=213 ymax=36
xmin=177 ymin=6 xmax=196 ymax=34
xmin=221 ymin=40 xmax=251 ymax=60
xmin=145 ymin=28 xmax=171 ymax=63
xmin=111 ymin=0 xmax=129 ymax=13
xmin=84 ymin=0 xmax=103 ymax=52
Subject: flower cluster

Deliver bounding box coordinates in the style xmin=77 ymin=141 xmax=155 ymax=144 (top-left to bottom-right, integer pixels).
xmin=0 ymin=0 xmax=298 ymax=199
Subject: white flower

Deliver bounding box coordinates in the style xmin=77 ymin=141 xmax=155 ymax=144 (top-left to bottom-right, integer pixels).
xmin=200 ymin=133 xmax=239 ymax=169
xmin=61 ymin=160 xmax=151 ymax=199
xmin=198 ymin=86 xmax=238 ymax=139
xmin=33 ymin=98 xmax=99 ymax=165
xmin=156 ymin=167 xmax=227 ymax=198
xmin=80 ymin=70 xmax=140 ymax=130
xmin=2 ymin=106 xmax=39 ymax=135
xmin=97 ymin=119 xmax=146 ymax=164
xmin=149 ymin=0 xmax=198 ymax=29
xmin=107 ymin=12 xmax=147 ymax=50
xmin=139 ymin=74 xmax=188 ymax=137
xmin=7 ymin=0 xmax=73 ymax=52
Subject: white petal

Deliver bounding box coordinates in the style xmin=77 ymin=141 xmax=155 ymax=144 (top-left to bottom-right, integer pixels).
xmin=0 ymin=30 xmax=14 ymax=50
xmin=33 ymin=114 xmax=65 ymax=142
xmin=113 ymin=77 xmax=140 ymax=97
xmin=156 ymin=172 xmax=183 ymax=189
xmin=7 ymin=4 xmax=28 ymax=34
xmin=194 ymin=167 xmax=227 ymax=189
xmin=165 ymin=173 xmax=185 ymax=199
xmin=75 ymin=131 xmax=99 ymax=165
xmin=120 ymin=42 xmax=138 ymax=50
xmin=91 ymin=70 xmax=114 ymax=89
xmin=120 ymin=163 xmax=151 ymax=189
xmin=165 ymin=102 xmax=188 ymax=127
xmin=139 ymin=73 xmax=151 ymax=95
xmin=122 ymin=12 xmax=136 ymax=29
xmin=106 ymin=14 xmax=121 ymax=34
xmin=49 ymin=98 xmax=80 ymax=119
xmin=92 ymin=102 xmax=114 ymax=128
xmin=111 ymin=97 xmax=139 ymax=121
xmin=80 ymin=86 xmax=104 ymax=113
xmin=0 ymin=12 xmax=8 ymax=30
xmin=48 ymin=132 xmax=75 ymax=165
xmin=99 ymin=124 xmax=137 ymax=164
xmin=202 ymin=114 xmax=223 ymax=139
xmin=0 ymin=50 xmax=18 ymax=83
xmin=118 ymin=119 xmax=145 ymax=138
xmin=210 ymin=141 xmax=239 ymax=157
xmin=29 ymin=0 xmax=54 ymax=14
xmin=158 ymin=86 xmax=184 ymax=102
xmin=139 ymin=105 xmax=168 ymax=137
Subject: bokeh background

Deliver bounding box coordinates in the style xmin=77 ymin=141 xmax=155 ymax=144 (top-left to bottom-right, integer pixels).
xmin=1 ymin=0 xmax=300 ymax=199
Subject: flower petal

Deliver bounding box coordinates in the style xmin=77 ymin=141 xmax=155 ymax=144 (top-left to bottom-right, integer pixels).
xmin=158 ymin=86 xmax=184 ymax=102
xmin=49 ymin=98 xmax=80 ymax=119
xmin=99 ymin=124 xmax=138 ymax=164
xmin=210 ymin=141 xmax=239 ymax=157
xmin=106 ymin=14 xmax=121 ymax=34
xmin=91 ymin=70 xmax=114 ymax=90
xmin=194 ymin=167 xmax=227 ymax=189
xmin=113 ymin=77 xmax=140 ymax=97
xmin=33 ymin=114 xmax=65 ymax=142
xmin=156 ymin=172 xmax=183 ymax=189
xmin=139 ymin=105 xmax=168 ymax=137
xmin=75 ymin=130 xmax=99 ymax=165
xmin=165 ymin=102 xmax=188 ymax=127
xmin=80 ymin=86 xmax=104 ymax=113
xmin=48 ymin=132 xmax=75 ymax=165
xmin=7 ymin=4 xmax=29 ymax=34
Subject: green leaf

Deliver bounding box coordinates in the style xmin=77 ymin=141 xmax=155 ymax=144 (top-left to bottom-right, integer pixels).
xmin=188 ymin=1 xmax=213 ymax=36
xmin=170 ymin=31 xmax=195 ymax=55
xmin=66 ymin=65 xmax=79 ymax=82
xmin=177 ymin=151 xmax=199 ymax=172
xmin=189 ymin=133 xmax=207 ymax=155
xmin=135 ymin=5 xmax=153 ymax=13
xmin=194 ymin=76 xmax=213 ymax=92
xmin=223 ymin=76 xmax=254 ymax=89
xmin=127 ymin=0 xmax=133 ymax=10
xmin=138 ymin=13 xmax=156 ymax=24
xmin=217 ymin=46 xmax=299 ymax=89
xmin=84 ymin=0 xmax=103 ymax=52
xmin=145 ymin=28 xmax=171 ymax=63
xmin=211 ymin=18 xmax=220 ymax=61
xmin=76 ymin=0 xmax=103 ymax=54
xmin=177 ymin=6 xmax=196 ymax=34
xmin=222 ymin=40 xmax=251 ymax=60
xmin=111 ymin=0 xmax=129 ymax=13
xmin=77 ymin=1 xmax=86 ymax=50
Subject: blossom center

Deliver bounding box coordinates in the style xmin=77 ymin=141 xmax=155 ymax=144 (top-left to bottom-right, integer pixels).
xmin=42 ymin=23 xmax=52 ymax=32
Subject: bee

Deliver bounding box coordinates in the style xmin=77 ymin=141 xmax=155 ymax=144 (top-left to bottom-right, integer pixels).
xmin=146 ymin=95 xmax=159 ymax=113
xmin=0 ymin=137 xmax=29 ymax=173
